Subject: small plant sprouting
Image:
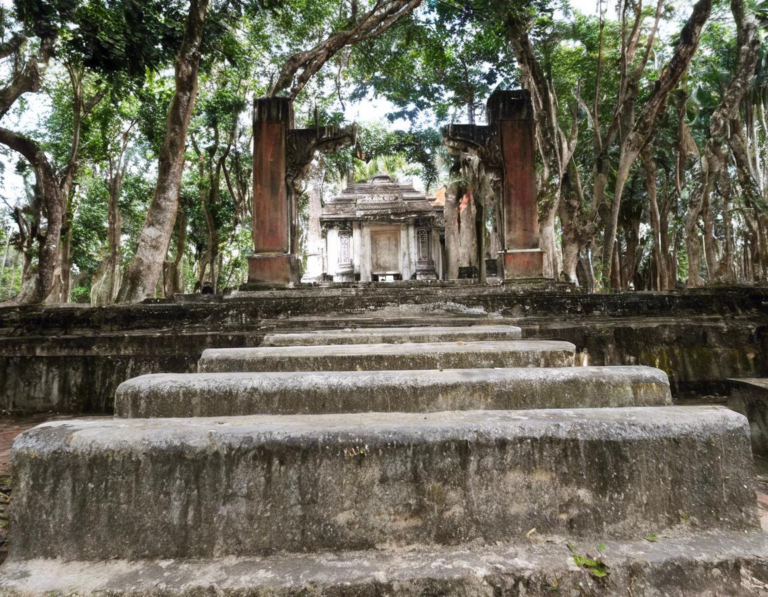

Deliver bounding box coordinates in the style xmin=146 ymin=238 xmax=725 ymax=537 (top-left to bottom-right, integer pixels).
xmin=568 ymin=544 xmax=610 ymax=579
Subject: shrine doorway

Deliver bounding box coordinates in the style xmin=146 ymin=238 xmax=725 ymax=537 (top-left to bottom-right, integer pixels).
xmin=370 ymin=227 xmax=401 ymax=281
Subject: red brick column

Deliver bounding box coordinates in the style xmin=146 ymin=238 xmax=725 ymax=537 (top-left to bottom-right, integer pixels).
xmin=488 ymin=90 xmax=544 ymax=279
xmin=249 ymin=97 xmax=299 ymax=285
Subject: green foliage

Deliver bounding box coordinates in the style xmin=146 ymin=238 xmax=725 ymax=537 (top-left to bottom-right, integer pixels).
xmin=326 ymin=122 xmax=445 ymax=190
xmin=2 ymin=0 xmax=765 ymax=299
xmin=353 ymin=153 xmax=416 ymax=181
xmin=568 ymin=543 xmax=610 ymax=578
xmin=14 ymin=0 xmax=186 ymax=85
xmin=347 ymin=6 xmax=510 ymax=123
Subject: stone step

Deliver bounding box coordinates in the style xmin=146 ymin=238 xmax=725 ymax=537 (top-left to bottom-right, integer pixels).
xmin=10 ymin=406 xmax=757 ymax=561
xmin=4 ymin=531 xmax=768 ymax=596
xmin=261 ymin=324 xmax=523 ymax=346
xmin=116 ymin=366 xmax=671 ymax=418
xmin=198 ymin=340 xmax=576 ymax=373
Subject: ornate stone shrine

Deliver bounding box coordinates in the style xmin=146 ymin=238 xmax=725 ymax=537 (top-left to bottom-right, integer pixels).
xmin=320 ymin=174 xmax=444 ymax=282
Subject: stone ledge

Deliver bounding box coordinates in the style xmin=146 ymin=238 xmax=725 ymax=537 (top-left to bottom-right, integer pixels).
xmin=728 ymin=378 xmax=768 ymax=455
xmin=198 ymin=340 xmax=576 ymax=372
xmin=261 ymin=324 xmax=523 ymax=346
xmin=9 ymin=407 xmax=757 ymax=560
xmin=3 ymin=531 xmax=768 ymax=596
xmin=115 ymin=366 xmax=671 ymax=418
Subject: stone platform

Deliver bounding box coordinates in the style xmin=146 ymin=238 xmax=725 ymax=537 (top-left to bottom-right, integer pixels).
xmin=2 ymin=286 xmax=766 ymax=413
xmin=261 ymin=324 xmax=522 ymax=346
xmin=4 ymin=531 xmax=768 ymax=596
xmin=198 ymin=340 xmax=576 ymax=372
xmin=9 ymin=407 xmax=757 ymax=560
xmin=115 ymin=366 xmax=671 ymax=417
xmin=729 ymin=378 xmax=768 ymax=455
xmin=3 ymin=301 xmax=768 ymax=595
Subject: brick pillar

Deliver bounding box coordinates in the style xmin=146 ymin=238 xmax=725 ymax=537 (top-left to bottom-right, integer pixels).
xmin=488 ymin=90 xmax=544 ymax=279
xmin=249 ymin=97 xmax=299 ymax=286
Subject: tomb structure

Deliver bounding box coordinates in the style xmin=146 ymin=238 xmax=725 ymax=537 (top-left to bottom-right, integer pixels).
xmin=320 ymin=174 xmax=444 ymax=282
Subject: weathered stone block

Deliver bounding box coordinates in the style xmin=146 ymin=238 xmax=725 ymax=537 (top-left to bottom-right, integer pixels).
xmin=261 ymin=324 xmax=523 ymax=346
xmin=10 ymin=407 xmax=757 ymax=560
xmin=502 ymin=248 xmax=545 ymax=279
xmin=4 ymin=531 xmax=768 ymax=596
xmin=728 ymin=378 xmax=768 ymax=455
xmin=115 ymin=366 xmax=672 ymax=418
xmin=198 ymin=340 xmax=576 ymax=373
xmin=247 ymin=254 xmax=299 ymax=286
xmin=2 ymin=288 xmax=767 ymax=414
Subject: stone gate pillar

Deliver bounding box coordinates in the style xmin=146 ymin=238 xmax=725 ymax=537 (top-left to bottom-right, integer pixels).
xmin=250 ymin=97 xmax=299 ymax=286
xmin=250 ymin=98 xmax=355 ymax=287
xmin=489 ymin=90 xmax=544 ymax=278
xmin=442 ymin=89 xmax=545 ymax=281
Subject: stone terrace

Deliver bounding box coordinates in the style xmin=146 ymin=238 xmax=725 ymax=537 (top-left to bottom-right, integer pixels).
xmin=2 ymin=316 xmax=768 ymax=595
xmin=0 ymin=285 xmax=766 ymax=414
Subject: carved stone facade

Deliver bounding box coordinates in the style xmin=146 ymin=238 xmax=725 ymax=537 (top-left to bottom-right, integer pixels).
xmin=321 ymin=174 xmax=444 ymax=282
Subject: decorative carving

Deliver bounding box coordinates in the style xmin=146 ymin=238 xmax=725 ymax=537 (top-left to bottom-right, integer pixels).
xmin=338 ymin=231 xmax=352 ymax=266
xmin=285 ymin=126 xmax=356 ymax=193
xmin=417 ymin=228 xmax=431 ymax=261
xmin=358 ymin=194 xmax=400 ymax=203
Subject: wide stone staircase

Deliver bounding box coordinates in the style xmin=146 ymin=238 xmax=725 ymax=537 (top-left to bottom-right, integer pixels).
xmin=2 ymin=322 xmax=768 ymax=595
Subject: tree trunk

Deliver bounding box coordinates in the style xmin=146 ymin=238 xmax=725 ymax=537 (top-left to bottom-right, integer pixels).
xmin=8 ymin=253 xmax=19 ymax=298
xmin=0 ymin=129 xmax=63 ymax=304
xmin=701 ymin=189 xmax=719 ymax=278
xmin=302 ymin=156 xmax=326 ymax=282
xmin=0 ymin=231 xmax=10 ymax=289
xmin=118 ymin=0 xmax=209 ymax=303
xmin=92 ymin=172 xmax=124 ymax=305
xmin=601 ymin=0 xmax=713 ymax=284
xmin=163 ymin=211 xmax=187 ymax=297
xmin=444 ymin=176 xmax=461 ymax=280
xmin=689 ymin=0 xmax=758 ymax=287
xmin=58 ymin=216 xmax=74 ymax=302
xmin=713 ymin=183 xmax=735 ymax=283
xmin=559 ymin=181 xmax=581 ymax=285
xmin=539 ymin=201 xmax=558 ymax=279
xmin=611 ymin=242 xmax=622 ymax=291
xmin=641 ymin=147 xmax=666 ymax=290
xmin=623 ymin=218 xmax=640 ymax=289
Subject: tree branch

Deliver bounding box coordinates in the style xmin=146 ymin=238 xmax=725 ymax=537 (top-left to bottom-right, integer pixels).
xmin=269 ymin=0 xmax=421 ymax=100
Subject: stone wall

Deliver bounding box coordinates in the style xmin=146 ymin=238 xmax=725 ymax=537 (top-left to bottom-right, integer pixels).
xmin=1 ymin=286 xmax=766 ymax=413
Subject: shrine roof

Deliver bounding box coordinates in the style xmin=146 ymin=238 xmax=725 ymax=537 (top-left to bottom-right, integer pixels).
xmin=321 ymin=174 xmax=443 ymax=222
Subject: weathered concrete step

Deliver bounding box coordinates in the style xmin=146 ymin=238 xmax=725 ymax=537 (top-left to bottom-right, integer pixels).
xmin=261 ymin=324 xmax=523 ymax=346
xmin=4 ymin=531 xmax=768 ymax=596
xmin=198 ymin=340 xmax=576 ymax=372
xmin=116 ymin=366 xmax=671 ymax=418
xmin=10 ymin=407 xmax=757 ymax=561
